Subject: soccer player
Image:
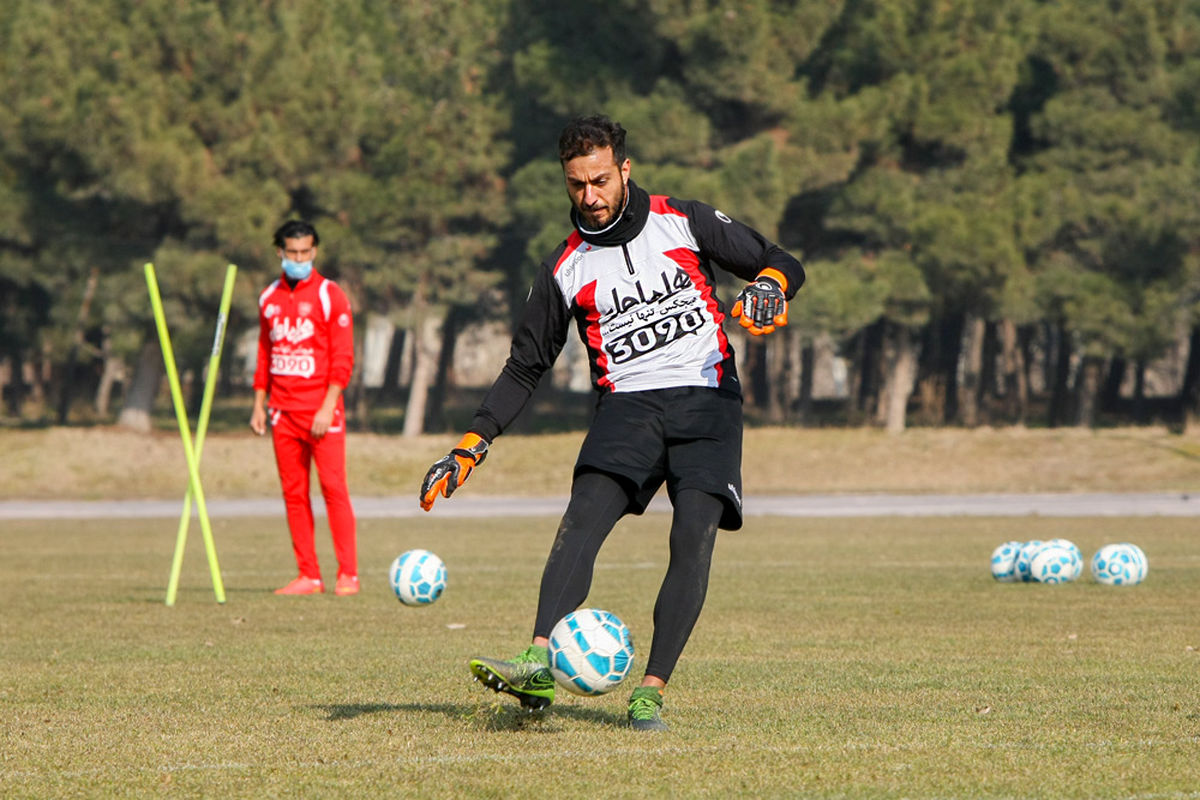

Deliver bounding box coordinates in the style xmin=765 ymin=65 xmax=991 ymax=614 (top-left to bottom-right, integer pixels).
xmin=251 ymin=220 xmax=358 ymax=596
xmin=419 ymin=116 xmax=804 ymax=730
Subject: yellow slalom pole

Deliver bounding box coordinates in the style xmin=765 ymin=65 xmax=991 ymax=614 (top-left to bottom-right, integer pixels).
xmin=145 ymin=263 xmax=226 ymax=604
xmin=165 ymin=264 xmax=237 ymax=606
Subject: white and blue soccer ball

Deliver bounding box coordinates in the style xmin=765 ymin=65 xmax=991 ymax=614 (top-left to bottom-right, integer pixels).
xmin=389 ymin=549 xmax=447 ymax=606
xmin=1014 ymin=540 xmax=1045 ymax=582
xmin=1122 ymin=543 xmax=1149 ymax=582
xmin=1043 ymin=538 xmax=1082 ymax=564
xmin=990 ymin=541 xmax=1022 ymax=582
xmin=547 ymin=608 xmax=635 ymax=696
xmin=1031 ymin=544 xmax=1079 ymax=584
xmin=1040 ymin=538 xmax=1083 ymax=581
xmin=1091 ymin=543 xmax=1148 ymax=586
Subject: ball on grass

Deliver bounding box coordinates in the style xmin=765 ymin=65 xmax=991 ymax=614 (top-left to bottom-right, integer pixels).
xmin=388 ymin=549 xmax=447 ymax=606
xmin=1031 ymin=545 xmax=1079 ymax=584
xmin=1014 ymin=540 xmax=1045 ymax=583
xmin=1091 ymin=543 xmax=1147 ymax=586
xmin=990 ymin=541 xmax=1022 ymax=582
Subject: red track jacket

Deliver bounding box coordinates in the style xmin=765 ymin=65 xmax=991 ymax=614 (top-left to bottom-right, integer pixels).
xmin=254 ymin=273 xmax=354 ymax=412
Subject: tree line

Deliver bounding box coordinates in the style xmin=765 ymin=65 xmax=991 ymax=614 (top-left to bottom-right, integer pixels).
xmin=1 ymin=0 xmax=1197 ymax=434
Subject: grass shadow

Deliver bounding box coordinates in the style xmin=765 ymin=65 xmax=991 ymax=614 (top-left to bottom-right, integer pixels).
xmin=308 ymin=700 xmax=623 ymax=731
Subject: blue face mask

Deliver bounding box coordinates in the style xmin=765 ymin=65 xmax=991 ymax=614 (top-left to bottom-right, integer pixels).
xmin=282 ymin=258 xmax=313 ymax=281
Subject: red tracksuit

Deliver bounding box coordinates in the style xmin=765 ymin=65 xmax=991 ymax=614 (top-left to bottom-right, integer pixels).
xmin=254 ymin=272 xmax=356 ymax=581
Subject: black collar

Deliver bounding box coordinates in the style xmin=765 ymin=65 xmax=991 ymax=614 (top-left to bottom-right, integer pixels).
xmin=570 ymin=180 xmax=651 ymax=248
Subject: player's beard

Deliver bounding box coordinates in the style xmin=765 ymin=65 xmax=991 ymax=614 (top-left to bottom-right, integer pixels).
xmin=579 ymin=180 xmax=627 ymax=230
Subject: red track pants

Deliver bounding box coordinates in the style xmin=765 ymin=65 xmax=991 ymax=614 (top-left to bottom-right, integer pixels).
xmin=270 ymin=407 xmax=357 ymax=580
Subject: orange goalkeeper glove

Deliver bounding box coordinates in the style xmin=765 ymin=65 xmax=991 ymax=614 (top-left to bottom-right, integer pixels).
xmin=731 ymin=268 xmax=789 ymax=336
xmin=420 ymin=432 xmax=490 ymax=511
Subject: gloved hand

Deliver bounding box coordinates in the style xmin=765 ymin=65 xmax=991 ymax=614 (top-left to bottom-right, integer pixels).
xmin=731 ymin=271 xmax=788 ymax=336
xmin=420 ymin=432 xmax=490 ymax=511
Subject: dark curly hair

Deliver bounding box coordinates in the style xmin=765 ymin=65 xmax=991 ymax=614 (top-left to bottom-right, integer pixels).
xmin=558 ymin=115 xmax=627 ymax=165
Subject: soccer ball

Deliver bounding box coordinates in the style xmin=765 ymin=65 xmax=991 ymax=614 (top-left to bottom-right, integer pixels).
xmin=990 ymin=541 xmax=1022 ymax=582
xmin=1091 ymin=543 xmax=1147 ymax=586
xmin=1121 ymin=543 xmax=1149 ymax=582
xmin=388 ymin=549 xmax=447 ymax=606
xmin=1041 ymin=538 xmax=1083 ymax=581
xmin=1014 ymin=540 xmax=1044 ymax=583
xmin=547 ymin=608 xmax=635 ymax=696
xmin=1030 ymin=544 xmax=1079 ymax=584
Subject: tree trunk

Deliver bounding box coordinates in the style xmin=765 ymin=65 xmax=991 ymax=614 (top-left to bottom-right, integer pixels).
xmin=1178 ymin=326 xmax=1200 ymax=431
xmin=797 ymin=339 xmax=814 ymax=425
xmin=941 ymin=314 xmax=963 ymax=424
xmin=117 ymin=333 xmax=164 ymax=433
xmin=873 ymin=330 xmax=889 ymax=427
xmin=427 ymin=307 xmax=464 ymax=433
xmin=186 ymin=359 xmax=205 ymax=419
xmin=764 ymin=327 xmax=795 ymax=423
xmin=958 ymin=314 xmax=985 ymax=427
xmin=1042 ymin=321 xmax=1058 ymax=404
xmin=350 ymin=332 xmax=368 ymax=427
xmin=979 ymin=320 xmax=1000 ymax=424
xmin=1018 ymin=324 xmax=1037 ymax=413
xmin=883 ymin=324 xmax=918 ymax=434
xmin=914 ymin=315 xmax=963 ymax=425
xmin=58 ymin=267 xmax=99 ymax=424
xmin=402 ymin=314 xmax=443 ymax=438
xmin=998 ymin=319 xmax=1027 ymax=424
xmin=28 ymin=341 xmax=49 ymax=411
xmin=0 ymin=358 xmax=9 ymax=417
xmin=1048 ymin=323 xmax=1073 ymax=428
xmin=745 ymin=337 xmax=768 ymax=412
xmin=1075 ymin=355 xmax=1103 ymax=428
xmin=2 ymin=354 xmax=26 ymax=417
xmin=398 ymin=326 xmax=415 ymax=390
xmin=1100 ymin=356 xmax=1126 ymax=414
xmin=841 ymin=330 xmax=864 ymax=425
xmin=94 ymin=331 xmax=125 ymax=418
xmin=1132 ymin=359 xmax=1148 ymax=424
xmin=858 ymin=320 xmax=884 ymax=422
xmin=380 ymin=327 xmax=408 ymax=401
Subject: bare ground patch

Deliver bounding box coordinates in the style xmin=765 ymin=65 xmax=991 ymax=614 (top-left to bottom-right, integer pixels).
xmin=4 ymin=425 xmax=1200 ymax=501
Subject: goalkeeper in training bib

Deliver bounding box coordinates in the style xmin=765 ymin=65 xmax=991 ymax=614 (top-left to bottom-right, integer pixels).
xmin=420 ymin=115 xmax=804 ymax=731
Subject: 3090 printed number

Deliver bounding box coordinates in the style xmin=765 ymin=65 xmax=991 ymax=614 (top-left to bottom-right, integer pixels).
xmin=605 ymin=309 xmax=706 ymax=364
xmin=270 ymin=353 xmax=316 ymax=377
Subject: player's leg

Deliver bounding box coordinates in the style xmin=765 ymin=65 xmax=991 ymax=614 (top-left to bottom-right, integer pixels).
xmin=628 ymin=488 xmax=722 ymax=731
xmin=644 ymin=488 xmax=722 ymax=682
xmin=469 ymin=470 xmax=631 ymax=710
xmin=627 ymin=386 xmax=742 ymax=730
xmin=532 ymin=469 xmax=632 ymax=637
xmin=311 ymin=409 xmax=357 ymax=595
xmin=272 ymin=412 xmax=322 ymax=593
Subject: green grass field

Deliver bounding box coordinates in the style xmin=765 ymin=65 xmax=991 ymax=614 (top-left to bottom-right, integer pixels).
xmin=2 ymin=512 xmax=1198 ymax=798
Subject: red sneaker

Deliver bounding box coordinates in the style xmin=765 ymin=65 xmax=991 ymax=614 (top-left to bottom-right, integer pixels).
xmin=334 ymin=574 xmax=360 ymax=596
xmin=274 ymin=576 xmax=324 ymax=595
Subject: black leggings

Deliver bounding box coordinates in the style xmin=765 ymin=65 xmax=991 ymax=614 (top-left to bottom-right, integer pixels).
xmin=533 ymin=470 xmax=722 ymax=684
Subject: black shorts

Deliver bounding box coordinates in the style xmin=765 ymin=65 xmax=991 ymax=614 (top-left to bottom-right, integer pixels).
xmin=574 ymin=386 xmax=744 ymax=530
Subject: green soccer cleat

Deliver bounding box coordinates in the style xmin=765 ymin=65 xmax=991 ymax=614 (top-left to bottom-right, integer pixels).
xmin=627 ymin=686 xmax=669 ymax=732
xmin=469 ymin=645 xmax=556 ymax=710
